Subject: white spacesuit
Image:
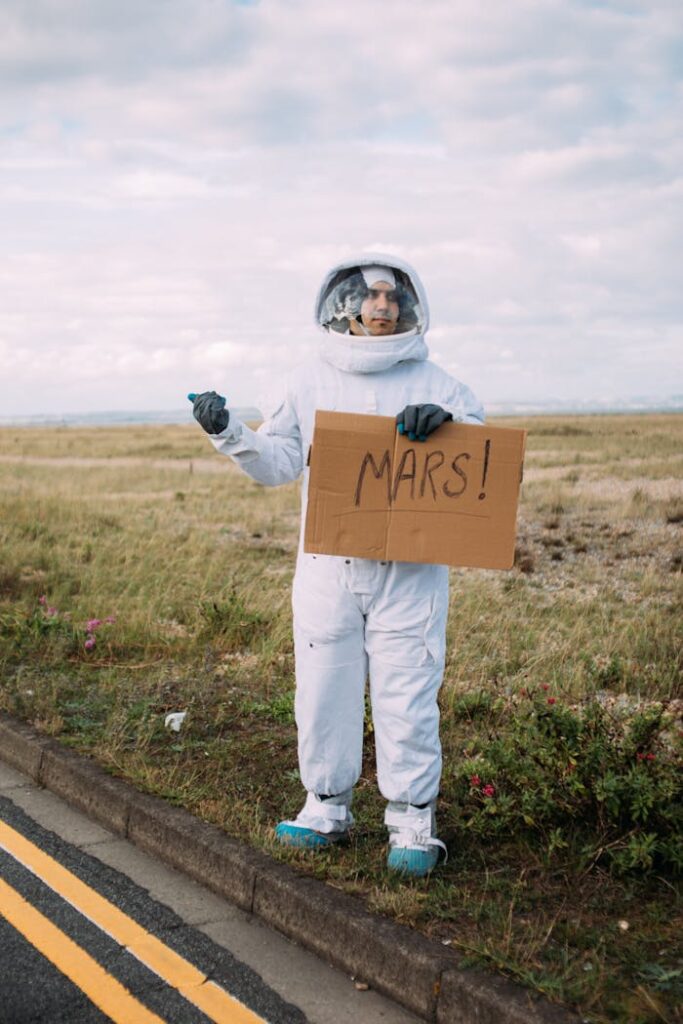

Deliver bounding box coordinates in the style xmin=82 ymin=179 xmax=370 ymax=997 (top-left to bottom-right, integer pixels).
xmin=197 ymin=254 xmax=484 ymax=876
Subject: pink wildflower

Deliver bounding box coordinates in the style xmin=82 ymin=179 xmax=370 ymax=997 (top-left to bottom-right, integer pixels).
xmin=636 ymin=752 xmax=645 ymax=761
xmin=46 ymin=607 xmax=58 ymax=616
xmin=547 ymin=697 xmax=557 ymax=705
xmin=482 ymin=784 xmax=496 ymax=798
xmin=86 ymin=618 xmax=102 ymax=632
xmin=645 ymin=753 xmax=656 ymax=762
xmin=105 ymin=615 xmax=117 ymax=624
xmin=84 ymin=636 xmax=96 ymax=651
xmin=470 ymin=775 xmax=481 ymax=787
xmin=39 ymin=595 xmax=47 ymax=606
xmin=541 ymin=683 xmax=550 ymax=691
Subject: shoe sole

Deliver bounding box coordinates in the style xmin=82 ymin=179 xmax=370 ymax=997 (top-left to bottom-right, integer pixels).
xmin=387 ymin=848 xmax=440 ymax=878
xmin=275 ymin=824 xmax=349 ymax=849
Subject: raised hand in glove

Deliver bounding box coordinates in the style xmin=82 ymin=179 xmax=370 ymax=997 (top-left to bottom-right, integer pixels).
xmin=188 ymin=391 xmax=230 ymax=434
xmin=396 ymin=404 xmax=453 ymax=442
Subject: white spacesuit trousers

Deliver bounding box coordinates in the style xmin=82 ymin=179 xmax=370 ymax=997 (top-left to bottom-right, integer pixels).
xmin=292 ymin=553 xmax=449 ymax=807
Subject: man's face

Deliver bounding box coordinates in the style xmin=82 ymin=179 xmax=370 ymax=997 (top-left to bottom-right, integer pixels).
xmin=351 ymin=281 xmax=400 ymax=336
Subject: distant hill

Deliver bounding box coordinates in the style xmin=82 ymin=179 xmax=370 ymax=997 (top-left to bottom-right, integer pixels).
xmin=486 ymin=396 xmax=682 ymax=416
xmin=0 ymin=408 xmax=263 ymax=428
xmin=1 ymin=397 xmax=681 ymax=428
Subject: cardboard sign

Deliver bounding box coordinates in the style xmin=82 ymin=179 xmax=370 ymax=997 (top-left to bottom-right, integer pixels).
xmin=304 ymin=411 xmax=526 ymax=570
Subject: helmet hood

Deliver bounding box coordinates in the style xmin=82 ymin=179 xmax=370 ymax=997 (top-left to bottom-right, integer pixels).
xmin=314 ymin=253 xmax=430 ymax=338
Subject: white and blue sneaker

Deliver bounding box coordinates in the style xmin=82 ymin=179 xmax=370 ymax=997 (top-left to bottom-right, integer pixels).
xmin=275 ymin=791 xmax=353 ymax=849
xmin=385 ymin=802 xmax=447 ymax=878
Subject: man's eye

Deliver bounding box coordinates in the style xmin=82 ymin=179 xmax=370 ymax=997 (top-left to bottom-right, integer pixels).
xmin=369 ymin=289 xmax=399 ymax=302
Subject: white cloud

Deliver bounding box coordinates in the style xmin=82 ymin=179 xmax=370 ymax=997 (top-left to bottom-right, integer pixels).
xmin=0 ymin=0 xmax=681 ymax=415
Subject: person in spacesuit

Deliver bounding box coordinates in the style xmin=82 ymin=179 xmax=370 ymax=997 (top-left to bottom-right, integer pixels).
xmin=190 ymin=255 xmax=484 ymax=877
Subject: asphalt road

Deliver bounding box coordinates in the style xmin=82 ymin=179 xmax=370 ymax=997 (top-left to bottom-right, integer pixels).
xmin=0 ymin=761 xmax=420 ymax=1024
xmin=0 ymin=793 xmax=306 ymax=1024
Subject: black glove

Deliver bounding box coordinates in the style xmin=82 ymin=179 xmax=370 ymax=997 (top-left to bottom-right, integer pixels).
xmin=396 ymin=404 xmax=453 ymax=442
xmin=188 ymin=391 xmax=230 ymax=434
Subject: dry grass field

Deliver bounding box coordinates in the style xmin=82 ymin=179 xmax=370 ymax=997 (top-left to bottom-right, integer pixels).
xmin=1 ymin=414 xmax=681 ymax=1023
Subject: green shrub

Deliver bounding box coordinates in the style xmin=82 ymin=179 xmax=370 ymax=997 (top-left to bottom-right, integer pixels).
xmin=453 ymin=690 xmax=681 ymax=875
xmin=0 ymin=604 xmax=80 ymax=663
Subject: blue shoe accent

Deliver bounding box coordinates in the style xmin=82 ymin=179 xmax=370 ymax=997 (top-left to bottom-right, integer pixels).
xmin=387 ymin=845 xmax=440 ymax=877
xmin=275 ymin=823 xmax=339 ymax=849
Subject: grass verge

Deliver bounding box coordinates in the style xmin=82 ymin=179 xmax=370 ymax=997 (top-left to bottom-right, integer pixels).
xmin=0 ymin=414 xmax=681 ymax=1023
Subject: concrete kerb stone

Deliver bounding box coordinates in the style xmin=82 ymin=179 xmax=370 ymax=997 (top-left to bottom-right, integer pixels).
xmin=0 ymin=714 xmax=581 ymax=1024
xmin=0 ymin=715 xmax=52 ymax=782
xmin=39 ymin=744 xmax=132 ymax=837
xmin=437 ymin=966 xmax=581 ymax=1024
xmin=127 ymin=791 xmax=257 ymax=913
xmin=253 ymin=859 xmax=452 ymax=1019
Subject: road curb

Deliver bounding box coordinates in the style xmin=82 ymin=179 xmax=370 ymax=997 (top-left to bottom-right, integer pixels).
xmin=0 ymin=713 xmax=579 ymax=1023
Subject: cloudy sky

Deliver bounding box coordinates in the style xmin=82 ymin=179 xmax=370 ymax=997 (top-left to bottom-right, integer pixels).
xmin=1 ymin=0 xmax=682 ymax=417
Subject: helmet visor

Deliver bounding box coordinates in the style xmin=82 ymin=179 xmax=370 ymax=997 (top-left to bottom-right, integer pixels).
xmin=318 ymin=268 xmax=424 ymax=335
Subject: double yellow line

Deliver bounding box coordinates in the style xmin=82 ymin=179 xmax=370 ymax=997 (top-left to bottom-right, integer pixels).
xmin=0 ymin=820 xmax=265 ymax=1023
